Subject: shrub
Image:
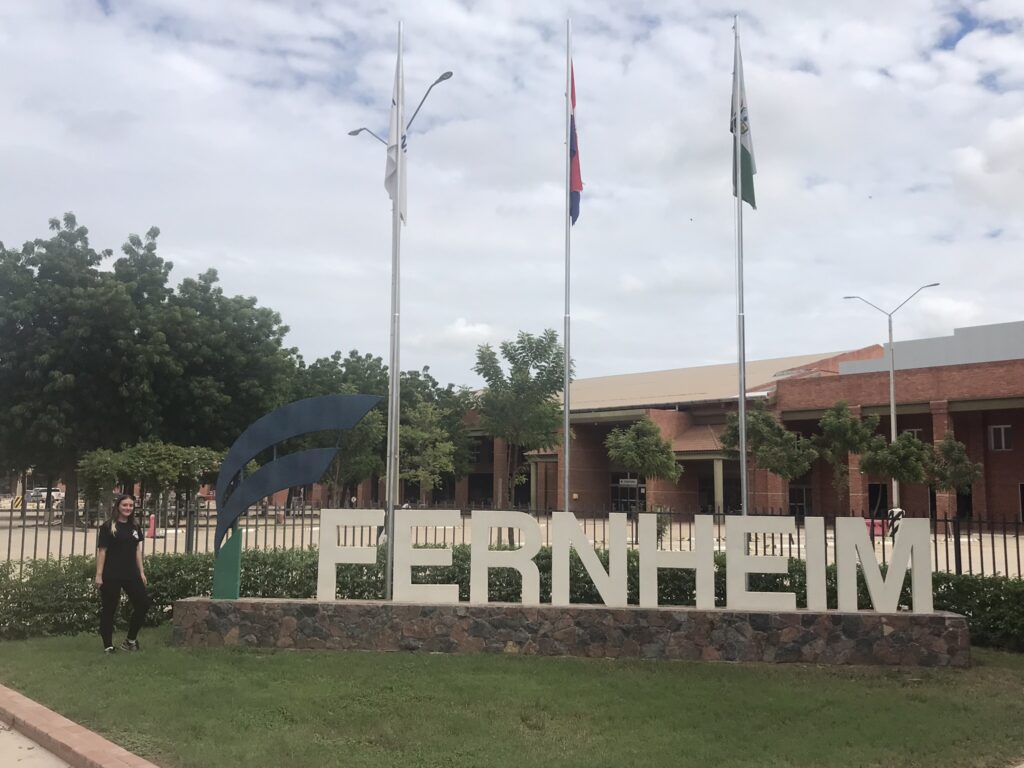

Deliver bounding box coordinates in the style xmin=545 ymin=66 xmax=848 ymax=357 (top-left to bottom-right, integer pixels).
xmin=0 ymin=558 xmax=97 ymax=639
xmin=933 ymin=572 xmax=1024 ymax=652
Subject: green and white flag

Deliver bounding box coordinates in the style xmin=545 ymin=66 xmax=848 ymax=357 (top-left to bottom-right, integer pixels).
xmin=731 ymin=33 xmax=756 ymax=210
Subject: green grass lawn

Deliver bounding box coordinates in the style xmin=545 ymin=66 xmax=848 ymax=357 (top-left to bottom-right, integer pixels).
xmin=0 ymin=626 xmax=1022 ymax=768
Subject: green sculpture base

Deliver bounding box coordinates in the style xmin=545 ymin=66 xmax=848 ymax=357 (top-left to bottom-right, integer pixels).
xmin=212 ymin=522 xmax=242 ymax=599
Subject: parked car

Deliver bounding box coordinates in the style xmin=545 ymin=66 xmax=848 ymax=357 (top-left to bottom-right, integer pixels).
xmin=27 ymin=488 xmax=64 ymax=503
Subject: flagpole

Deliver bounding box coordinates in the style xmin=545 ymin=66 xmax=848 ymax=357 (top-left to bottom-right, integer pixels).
xmin=563 ymin=18 xmax=572 ymax=515
xmin=384 ymin=20 xmax=404 ymax=599
xmin=733 ymin=17 xmax=748 ymax=516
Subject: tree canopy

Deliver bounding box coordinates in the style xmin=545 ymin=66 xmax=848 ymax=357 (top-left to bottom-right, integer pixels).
xmin=605 ymin=417 xmax=681 ymax=484
xmin=0 ymin=215 xmax=363 ymax=507
xmin=928 ymin=432 xmax=982 ymax=495
xmin=288 ymin=351 xmax=472 ymax=506
xmin=721 ymin=402 xmax=818 ymax=481
xmin=859 ymin=431 xmax=932 ymax=487
xmin=78 ymin=441 xmax=222 ymax=512
xmin=474 ymin=329 xmax=569 ymax=509
xmin=813 ymin=402 xmax=881 ymax=503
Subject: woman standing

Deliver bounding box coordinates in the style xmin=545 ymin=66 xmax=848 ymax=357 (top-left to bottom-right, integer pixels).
xmin=95 ymin=494 xmax=150 ymax=654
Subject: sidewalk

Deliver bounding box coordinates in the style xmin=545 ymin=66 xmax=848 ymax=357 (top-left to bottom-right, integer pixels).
xmin=0 ymin=684 xmax=158 ymax=768
xmin=0 ymin=720 xmax=69 ymax=767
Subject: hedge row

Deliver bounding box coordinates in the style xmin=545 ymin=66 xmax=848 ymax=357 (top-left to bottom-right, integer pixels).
xmin=1 ymin=548 xmax=1021 ymax=651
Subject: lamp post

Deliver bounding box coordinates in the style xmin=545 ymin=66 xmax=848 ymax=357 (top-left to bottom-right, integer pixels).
xmin=844 ymin=282 xmax=939 ymax=511
xmin=349 ymin=62 xmax=452 ymax=600
xmin=347 ymin=127 xmax=387 ymax=144
xmin=406 ymin=71 xmax=453 ymax=131
xmin=349 ymin=72 xmax=452 ymax=146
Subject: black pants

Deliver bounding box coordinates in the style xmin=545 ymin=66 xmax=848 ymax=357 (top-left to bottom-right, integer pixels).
xmin=99 ymin=576 xmax=150 ymax=648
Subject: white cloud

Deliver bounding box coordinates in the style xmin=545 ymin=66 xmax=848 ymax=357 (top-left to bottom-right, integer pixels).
xmin=953 ymin=114 xmax=1024 ymax=212
xmin=0 ymin=0 xmax=1021 ymax=389
xmin=442 ymin=317 xmax=494 ymax=344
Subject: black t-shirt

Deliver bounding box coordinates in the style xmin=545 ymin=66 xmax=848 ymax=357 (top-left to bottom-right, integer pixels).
xmin=97 ymin=521 xmax=144 ymax=580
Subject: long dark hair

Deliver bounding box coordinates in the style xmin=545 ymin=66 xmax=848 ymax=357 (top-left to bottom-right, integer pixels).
xmin=109 ymin=493 xmax=136 ymax=533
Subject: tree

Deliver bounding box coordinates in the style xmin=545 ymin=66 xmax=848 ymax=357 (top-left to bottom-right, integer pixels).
xmin=474 ymin=329 xmax=569 ymax=523
xmin=813 ymin=402 xmax=881 ymax=507
xmin=78 ymin=440 xmax=223 ymax=521
xmin=155 ymin=268 xmax=296 ymax=449
xmin=0 ymin=214 xmax=163 ymax=519
xmin=605 ymin=416 xmax=682 ymax=496
xmin=432 ymin=384 xmax=476 ymax=482
xmin=929 ymin=432 xmax=982 ymax=496
xmin=328 ymin=410 xmax=386 ymax=506
xmin=0 ymin=214 xmax=300 ymax=519
xmin=398 ymin=368 xmax=474 ymax=502
xmin=289 ymin=352 xmax=471 ymax=507
xmin=289 ymin=351 xmax=385 ymax=507
xmin=721 ymin=403 xmax=818 ymax=481
xmin=605 ymin=417 xmax=681 ymax=525
xmin=400 ymin=402 xmax=456 ymax=495
xmin=860 ymin=431 xmax=932 ymax=488
xmin=77 ymin=449 xmax=122 ymax=510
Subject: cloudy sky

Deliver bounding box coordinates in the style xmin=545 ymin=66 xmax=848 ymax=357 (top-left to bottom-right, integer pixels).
xmin=1 ymin=1 xmax=1021 ymax=389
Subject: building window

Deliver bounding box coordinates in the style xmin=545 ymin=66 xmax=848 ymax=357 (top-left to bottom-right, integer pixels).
xmin=903 ymin=428 xmax=923 ymax=440
xmin=989 ymin=425 xmax=1012 ymax=452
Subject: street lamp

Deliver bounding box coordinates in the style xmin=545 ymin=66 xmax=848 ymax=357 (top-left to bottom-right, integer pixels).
xmin=406 ymin=71 xmax=453 ymax=132
xmin=347 ymin=64 xmax=452 ymax=601
xmin=844 ymin=282 xmax=940 ymax=511
xmin=348 ymin=71 xmax=453 ymax=147
xmin=347 ymin=127 xmax=387 ymax=145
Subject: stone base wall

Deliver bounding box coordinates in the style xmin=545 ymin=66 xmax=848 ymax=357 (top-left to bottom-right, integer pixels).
xmin=172 ymin=598 xmax=970 ymax=667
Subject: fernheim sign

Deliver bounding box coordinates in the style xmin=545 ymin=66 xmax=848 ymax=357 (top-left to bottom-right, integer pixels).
xmin=318 ymin=511 xmax=934 ymax=613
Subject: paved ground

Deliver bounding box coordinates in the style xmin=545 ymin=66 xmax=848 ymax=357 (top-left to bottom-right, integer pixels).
xmin=0 ymin=721 xmax=70 ymax=767
xmin=0 ymin=684 xmax=158 ymax=768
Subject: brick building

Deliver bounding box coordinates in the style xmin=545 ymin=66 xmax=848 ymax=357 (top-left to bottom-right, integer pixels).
xmin=443 ymin=321 xmax=1024 ymax=522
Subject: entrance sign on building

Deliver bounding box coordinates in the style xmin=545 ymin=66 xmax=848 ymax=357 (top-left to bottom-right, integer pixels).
xmin=318 ymin=510 xmax=934 ymax=613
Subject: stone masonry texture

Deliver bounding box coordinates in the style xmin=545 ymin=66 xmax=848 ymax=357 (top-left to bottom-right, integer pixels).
xmin=173 ymin=598 xmax=971 ymax=667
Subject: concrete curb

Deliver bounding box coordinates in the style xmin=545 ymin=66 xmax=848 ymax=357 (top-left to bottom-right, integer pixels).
xmin=0 ymin=683 xmax=159 ymax=768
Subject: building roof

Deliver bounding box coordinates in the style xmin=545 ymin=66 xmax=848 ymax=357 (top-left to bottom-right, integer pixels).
xmin=840 ymin=321 xmax=1024 ymax=375
xmin=565 ymin=352 xmax=845 ymax=412
xmin=671 ymin=423 xmax=726 ymax=453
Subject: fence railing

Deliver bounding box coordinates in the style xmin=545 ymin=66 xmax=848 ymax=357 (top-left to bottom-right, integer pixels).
xmin=1 ymin=500 xmax=322 ymax=577
xmin=2 ymin=502 xmax=1021 ymax=580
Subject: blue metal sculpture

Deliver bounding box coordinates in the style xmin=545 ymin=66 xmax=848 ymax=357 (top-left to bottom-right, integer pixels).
xmin=212 ymin=394 xmax=380 ymax=598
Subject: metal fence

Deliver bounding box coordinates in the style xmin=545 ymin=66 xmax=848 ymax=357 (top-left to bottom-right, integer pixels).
xmin=1 ymin=500 xmax=322 ymax=576
xmin=2 ymin=502 xmax=1021 ymax=580
xmin=383 ymin=509 xmax=1023 ymax=579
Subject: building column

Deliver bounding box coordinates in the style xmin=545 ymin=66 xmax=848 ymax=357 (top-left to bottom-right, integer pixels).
xmin=751 ymin=468 xmax=788 ymax=513
xmin=847 ymin=454 xmax=868 ymax=515
xmin=455 ymin=476 xmax=469 ymax=509
xmin=810 ymin=460 xmax=825 ymax=518
xmin=492 ymin=438 xmax=507 ymax=508
xmin=930 ymin=400 xmax=955 ymax=520
xmin=356 ymin=478 xmax=374 ymax=506
xmin=713 ymin=458 xmax=724 ymax=515
xmin=529 ymin=460 xmax=538 ymax=511
xmin=964 ymin=411 xmax=988 ymax=520
xmin=847 ymin=405 xmax=868 ymax=515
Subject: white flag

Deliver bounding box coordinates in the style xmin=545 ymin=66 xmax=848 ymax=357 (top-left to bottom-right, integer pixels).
xmin=384 ymin=41 xmax=407 ymax=224
xmin=731 ymin=31 xmax=756 ymax=210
